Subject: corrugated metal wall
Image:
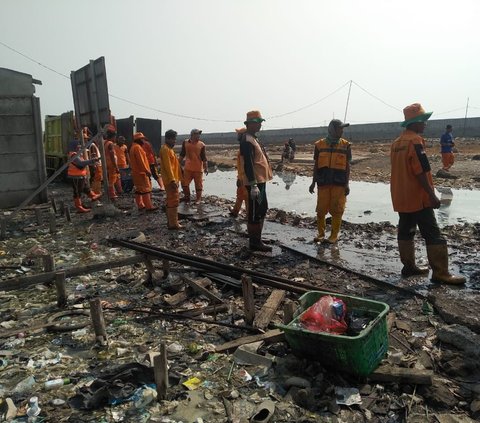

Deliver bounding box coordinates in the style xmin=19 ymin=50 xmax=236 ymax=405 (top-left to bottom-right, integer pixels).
xmin=0 ymin=68 xmax=47 ymax=209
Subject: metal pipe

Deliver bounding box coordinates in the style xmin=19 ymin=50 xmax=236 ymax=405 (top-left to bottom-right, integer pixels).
xmin=111 ymin=239 xmax=323 ymax=292
xmin=110 ymin=239 xmax=307 ymax=293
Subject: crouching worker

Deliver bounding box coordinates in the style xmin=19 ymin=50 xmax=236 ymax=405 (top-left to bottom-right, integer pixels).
xmin=67 ymin=139 xmax=101 ymax=213
xmin=130 ymin=132 xmax=159 ymax=211
xmin=160 ymin=129 xmax=183 ymax=229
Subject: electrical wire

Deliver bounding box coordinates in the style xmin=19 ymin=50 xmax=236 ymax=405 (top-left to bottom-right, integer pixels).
xmin=351 ymin=81 xmax=401 ymax=112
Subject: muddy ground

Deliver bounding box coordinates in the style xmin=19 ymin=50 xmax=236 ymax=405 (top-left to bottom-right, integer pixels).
xmin=0 ymin=139 xmax=479 ymax=422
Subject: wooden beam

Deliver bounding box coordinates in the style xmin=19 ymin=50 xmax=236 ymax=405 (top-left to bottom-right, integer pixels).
xmin=176 ymin=303 xmax=228 ymax=317
xmin=154 ymin=343 xmax=168 ymax=401
xmin=183 ymin=276 xmax=223 ymax=304
xmin=283 ymin=300 xmax=296 ymax=325
xmin=253 ymin=289 xmax=286 ymax=330
xmin=242 ymin=274 xmax=255 ymax=326
xmin=0 ymin=255 xmax=144 ymax=292
xmin=215 ymin=329 xmax=285 ymax=353
xmin=89 ymin=298 xmax=108 ymax=345
xmin=369 ymin=366 xmax=433 ymax=385
xmin=55 ymin=271 xmax=67 ymax=308
xmin=164 ymin=278 xmax=212 ymax=306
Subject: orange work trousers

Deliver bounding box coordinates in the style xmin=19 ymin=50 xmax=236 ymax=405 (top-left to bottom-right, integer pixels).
xmin=182 ymin=169 xmax=203 ymax=191
xmin=166 ymin=183 xmax=180 ymax=208
xmin=441 ymin=152 xmax=454 ymax=170
xmin=316 ymin=185 xmax=347 ymax=217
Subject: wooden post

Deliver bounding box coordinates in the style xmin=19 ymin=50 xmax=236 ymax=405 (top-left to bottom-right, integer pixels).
xmin=59 ymin=201 xmax=65 ymax=216
xmin=48 ymin=210 xmax=56 ymax=234
xmin=0 ymin=218 xmax=6 ymax=240
xmin=241 ymin=274 xmax=255 ymax=326
xmin=43 ymin=255 xmax=55 ymax=273
xmin=64 ymin=204 xmax=71 ymax=222
xmin=89 ymin=298 xmax=108 ymax=345
xmin=35 ymin=208 xmax=43 ymax=225
xmin=283 ymin=300 xmax=296 ymax=324
xmin=144 ymin=255 xmax=155 ymax=285
xmin=154 ymin=343 xmax=168 ymax=401
xmin=162 ymin=259 xmax=170 ymax=278
xmin=55 ymin=271 xmax=67 ymax=308
xmin=50 ymin=197 xmax=58 ymax=214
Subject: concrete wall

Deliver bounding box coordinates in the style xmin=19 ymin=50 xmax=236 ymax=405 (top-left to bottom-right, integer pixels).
xmin=192 ymin=116 xmax=480 ymax=146
xmin=0 ymin=68 xmax=47 ymax=209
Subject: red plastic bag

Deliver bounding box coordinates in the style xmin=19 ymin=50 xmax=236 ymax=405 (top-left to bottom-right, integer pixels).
xmin=299 ymin=295 xmax=348 ymax=334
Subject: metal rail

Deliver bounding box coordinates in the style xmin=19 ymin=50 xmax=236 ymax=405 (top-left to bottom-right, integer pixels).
xmin=109 ymin=238 xmax=332 ymax=294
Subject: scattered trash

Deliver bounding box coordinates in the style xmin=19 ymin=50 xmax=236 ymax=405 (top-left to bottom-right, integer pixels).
xmin=182 ymin=377 xmax=202 ymax=391
xmin=335 ymin=387 xmax=362 ymax=406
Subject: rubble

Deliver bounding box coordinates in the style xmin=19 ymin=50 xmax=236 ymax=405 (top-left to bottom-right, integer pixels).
xmin=0 ymin=174 xmax=478 ymax=422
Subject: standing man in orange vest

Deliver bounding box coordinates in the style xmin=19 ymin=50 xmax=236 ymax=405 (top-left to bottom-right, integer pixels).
xmin=160 ymin=130 xmax=183 ymax=229
xmin=239 ymin=110 xmax=273 ymax=251
xmin=309 ymin=119 xmax=352 ymax=244
xmin=103 ymin=124 xmax=120 ymax=200
xmin=130 ymin=132 xmax=159 ymax=212
xmin=67 ymin=138 xmax=101 ymax=213
xmin=180 ymin=129 xmax=208 ymax=204
xmin=230 ymin=127 xmax=249 ymax=218
xmin=390 ymin=103 xmax=465 ymax=285
xmin=114 ymin=136 xmax=129 ymax=194
xmin=141 ymin=137 xmax=166 ymax=191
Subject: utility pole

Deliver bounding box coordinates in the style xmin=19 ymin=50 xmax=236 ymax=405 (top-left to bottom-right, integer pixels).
xmin=343 ymin=80 xmax=353 ymax=123
xmin=462 ymin=97 xmax=469 ymax=137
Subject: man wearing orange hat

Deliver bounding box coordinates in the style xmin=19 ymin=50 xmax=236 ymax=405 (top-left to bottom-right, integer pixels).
xmin=160 ymin=129 xmax=183 ymax=229
xmin=130 ymin=132 xmax=159 ymax=211
xmin=180 ymin=129 xmax=208 ymax=204
xmin=309 ymin=119 xmax=352 ymax=244
xmin=230 ymin=128 xmax=249 ymax=217
xmin=103 ymin=124 xmax=121 ymax=200
xmin=239 ymin=110 xmax=273 ymax=251
xmin=390 ymin=103 xmax=465 ymax=285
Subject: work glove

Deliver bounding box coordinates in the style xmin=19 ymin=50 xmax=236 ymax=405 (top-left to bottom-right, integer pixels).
xmin=250 ymin=185 xmax=260 ymax=200
xmin=204 ymin=169 xmax=209 ymax=176
xmin=345 ymin=185 xmax=350 ymax=196
xmin=169 ymin=181 xmax=178 ymax=189
xmin=236 ymin=179 xmax=242 ymax=188
xmin=309 ymin=182 xmax=316 ymax=194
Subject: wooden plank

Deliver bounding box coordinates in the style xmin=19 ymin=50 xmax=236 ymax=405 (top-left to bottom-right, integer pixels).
xmin=164 ymin=278 xmax=212 ymax=306
xmin=242 ymin=274 xmax=255 ymax=326
xmin=215 ymin=329 xmax=285 ymax=353
xmin=154 ymin=344 xmax=168 ymax=401
xmin=253 ymin=289 xmax=286 ymax=330
xmin=177 ymin=303 xmax=228 ymax=317
xmin=183 ymin=276 xmax=223 ymax=304
xmin=369 ymin=366 xmax=433 ymax=385
xmin=387 ymin=312 xmax=396 ymax=333
xmin=0 ymin=255 xmax=144 ymax=292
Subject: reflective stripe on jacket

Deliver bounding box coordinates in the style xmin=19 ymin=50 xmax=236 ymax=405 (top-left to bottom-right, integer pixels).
xmin=314 ymin=138 xmax=351 ymax=186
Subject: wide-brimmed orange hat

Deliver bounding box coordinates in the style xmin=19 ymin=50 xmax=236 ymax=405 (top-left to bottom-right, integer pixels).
xmin=244 ymin=110 xmax=265 ymax=125
xmin=401 ymin=103 xmax=432 ymax=127
xmin=235 ymin=127 xmax=247 ymax=134
xmin=133 ymin=132 xmax=147 ymax=141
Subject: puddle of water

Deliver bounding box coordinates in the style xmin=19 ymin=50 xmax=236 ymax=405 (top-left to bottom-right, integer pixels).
xmin=198 ymin=170 xmax=480 ymax=226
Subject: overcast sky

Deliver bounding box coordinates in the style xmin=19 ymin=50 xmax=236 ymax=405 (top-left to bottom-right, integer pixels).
xmin=1 ymin=0 xmax=479 ymax=134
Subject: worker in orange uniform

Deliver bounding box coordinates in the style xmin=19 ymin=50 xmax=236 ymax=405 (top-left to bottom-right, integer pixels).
xmin=180 ymin=129 xmax=208 ymax=204
xmin=130 ymin=132 xmax=159 ymax=212
xmin=141 ymin=137 xmax=165 ymax=191
xmin=160 ymin=129 xmax=183 ymax=229
xmin=390 ymin=103 xmax=465 ymax=284
xmin=89 ymin=136 xmax=103 ymax=195
xmin=114 ymin=136 xmax=129 ymax=194
xmin=309 ymin=119 xmax=352 ymax=244
xmin=67 ymin=138 xmax=101 ymax=213
xmin=103 ymin=124 xmax=120 ymax=200
xmin=239 ymin=110 xmax=273 ymax=251
xmin=230 ymin=127 xmax=249 ymax=217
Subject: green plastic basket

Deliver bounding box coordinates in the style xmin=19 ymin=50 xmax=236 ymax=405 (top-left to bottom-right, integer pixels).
xmin=277 ymin=291 xmax=389 ymax=377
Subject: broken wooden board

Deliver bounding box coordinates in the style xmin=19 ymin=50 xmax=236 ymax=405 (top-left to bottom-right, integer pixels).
xmin=253 ymin=289 xmax=286 ymax=330
xmin=215 ymin=329 xmax=285 ymax=353
xmin=164 ymin=278 xmax=212 ymax=306
xmin=182 ymin=276 xmax=223 ymax=304
xmin=368 ymin=365 xmax=433 ymax=385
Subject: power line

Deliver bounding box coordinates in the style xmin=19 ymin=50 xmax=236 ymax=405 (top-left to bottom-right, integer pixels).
xmin=351 ymin=80 xmax=401 ymax=112
xmin=267 ymin=81 xmax=351 ymax=119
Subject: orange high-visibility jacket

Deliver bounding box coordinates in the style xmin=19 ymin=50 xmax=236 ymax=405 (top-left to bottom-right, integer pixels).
xmin=314 ymin=138 xmax=351 ymax=186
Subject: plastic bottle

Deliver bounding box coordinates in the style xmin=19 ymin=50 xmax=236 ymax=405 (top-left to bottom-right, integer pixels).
xmin=12 ymin=375 xmax=36 ymax=394
xmin=26 ymin=396 xmax=41 ymax=422
xmin=44 ymin=378 xmax=70 ymax=390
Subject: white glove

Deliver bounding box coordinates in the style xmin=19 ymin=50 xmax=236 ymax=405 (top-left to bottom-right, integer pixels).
xmin=250 ymin=185 xmax=260 ymax=200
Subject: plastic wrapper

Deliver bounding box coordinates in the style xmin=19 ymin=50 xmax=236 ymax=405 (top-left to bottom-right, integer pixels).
xmin=299 ymin=295 xmax=347 ymax=334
